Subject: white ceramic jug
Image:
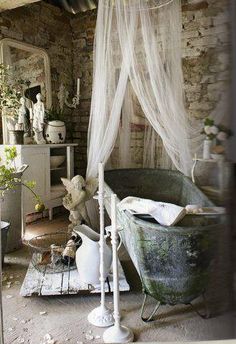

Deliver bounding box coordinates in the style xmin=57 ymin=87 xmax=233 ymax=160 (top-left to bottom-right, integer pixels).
xmin=74 ymin=225 xmax=112 ymax=285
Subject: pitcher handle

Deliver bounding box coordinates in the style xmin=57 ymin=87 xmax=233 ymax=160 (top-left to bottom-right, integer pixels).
xmin=105 ymin=225 xmax=122 ymax=251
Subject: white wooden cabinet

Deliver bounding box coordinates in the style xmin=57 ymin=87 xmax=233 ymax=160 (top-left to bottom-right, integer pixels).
xmin=0 ymin=143 xmax=77 ymax=223
xmin=21 ymin=146 xmax=50 ymax=215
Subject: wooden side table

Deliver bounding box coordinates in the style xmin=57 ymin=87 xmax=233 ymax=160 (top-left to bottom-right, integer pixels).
xmin=191 ymin=155 xmax=232 ymax=204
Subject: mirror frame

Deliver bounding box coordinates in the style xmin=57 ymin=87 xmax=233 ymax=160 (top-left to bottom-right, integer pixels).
xmin=0 ymin=38 xmax=52 ymax=144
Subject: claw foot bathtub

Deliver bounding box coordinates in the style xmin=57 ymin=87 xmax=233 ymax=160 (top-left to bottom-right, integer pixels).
xmin=104 ymin=169 xmax=223 ymax=307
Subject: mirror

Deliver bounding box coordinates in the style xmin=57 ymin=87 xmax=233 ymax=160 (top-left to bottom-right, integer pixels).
xmin=0 ymin=38 xmax=52 ymax=144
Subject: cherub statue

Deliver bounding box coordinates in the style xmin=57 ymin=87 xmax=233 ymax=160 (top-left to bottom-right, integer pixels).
xmin=33 ymin=93 xmax=46 ymax=144
xmin=61 ymin=175 xmax=98 ymax=232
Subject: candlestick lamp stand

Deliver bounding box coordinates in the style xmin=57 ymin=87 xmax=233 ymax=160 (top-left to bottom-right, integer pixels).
xmin=87 ymin=163 xmax=114 ymax=327
xmin=103 ymin=194 xmax=134 ymax=343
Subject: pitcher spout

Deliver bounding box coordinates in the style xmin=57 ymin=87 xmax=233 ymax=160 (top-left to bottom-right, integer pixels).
xmin=73 ymin=224 xmax=100 ymax=243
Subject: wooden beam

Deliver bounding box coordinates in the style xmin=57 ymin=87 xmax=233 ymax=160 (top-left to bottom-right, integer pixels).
xmin=0 ymin=0 xmax=40 ymax=12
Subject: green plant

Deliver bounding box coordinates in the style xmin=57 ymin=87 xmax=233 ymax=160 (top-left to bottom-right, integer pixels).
xmin=45 ymin=107 xmax=65 ymax=122
xmin=0 ymin=146 xmax=45 ymax=212
xmin=0 ymin=64 xmax=30 ymax=119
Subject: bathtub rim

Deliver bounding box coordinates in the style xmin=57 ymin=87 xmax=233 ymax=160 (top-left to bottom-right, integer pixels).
xmin=104 ymin=168 xmax=224 ymax=234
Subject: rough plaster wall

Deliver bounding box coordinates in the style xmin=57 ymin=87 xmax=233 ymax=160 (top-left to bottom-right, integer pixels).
xmin=0 ymin=2 xmax=74 ymax=141
xmin=71 ymin=0 xmax=231 ymax=176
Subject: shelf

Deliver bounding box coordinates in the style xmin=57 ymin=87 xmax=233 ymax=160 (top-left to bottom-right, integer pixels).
xmin=193 ymin=158 xmax=222 ymax=163
xmin=50 ymin=184 xmax=66 ymax=200
xmin=20 ymin=143 xmax=78 ymax=149
xmin=50 ymin=167 xmax=66 ymax=171
xmin=201 ymin=186 xmax=221 ymax=195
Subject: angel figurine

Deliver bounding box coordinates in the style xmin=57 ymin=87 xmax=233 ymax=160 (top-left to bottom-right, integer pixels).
xmin=61 ymin=175 xmax=98 ymax=231
xmin=32 ymin=93 xmax=46 ymax=144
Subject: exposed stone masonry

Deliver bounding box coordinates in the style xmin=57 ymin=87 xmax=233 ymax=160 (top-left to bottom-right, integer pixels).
xmin=71 ymin=10 xmax=97 ymax=175
xmin=71 ymin=0 xmax=231 ymax=175
xmin=0 ymin=0 xmax=232 ymax=176
xmin=0 ymin=2 xmax=74 ymax=141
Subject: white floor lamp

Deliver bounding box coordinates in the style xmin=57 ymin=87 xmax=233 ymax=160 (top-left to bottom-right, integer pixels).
xmin=103 ymin=193 xmax=134 ymax=343
xmin=87 ymin=163 xmax=114 ymax=327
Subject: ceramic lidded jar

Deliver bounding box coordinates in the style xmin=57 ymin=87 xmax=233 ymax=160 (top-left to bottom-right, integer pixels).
xmin=45 ymin=120 xmax=66 ymax=144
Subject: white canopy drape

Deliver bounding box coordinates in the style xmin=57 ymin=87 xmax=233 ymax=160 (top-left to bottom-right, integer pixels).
xmin=86 ymin=0 xmax=202 ymax=179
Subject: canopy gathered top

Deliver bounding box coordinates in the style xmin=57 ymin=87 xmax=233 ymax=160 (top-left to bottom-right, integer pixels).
xmin=103 ymin=0 xmax=174 ymax=10
xmin=86 ymin=0 xmax=205 ymax=179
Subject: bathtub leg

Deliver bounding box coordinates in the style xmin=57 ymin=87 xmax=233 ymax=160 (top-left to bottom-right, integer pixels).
xmin=140 ymin=293 xmax=161 ymax=323
xmin=188 ymin=293 xmax=211 ymax=319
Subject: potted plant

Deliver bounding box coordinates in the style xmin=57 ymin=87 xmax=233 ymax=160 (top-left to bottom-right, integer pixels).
xmin=0 ymin=146 xmax=45 ymax=252
xmin=0 ymin=64 xmax=30 ymax=144
xmin=0 ymin=146 xmax=44 ymax=341
xmin=202 ymin=117 xmax=232 ymax=160
xmin=44 ymin=107 xmax=66 ymax=144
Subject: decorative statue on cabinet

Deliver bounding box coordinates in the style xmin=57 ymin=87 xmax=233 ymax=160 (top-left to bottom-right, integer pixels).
xmin=61 ymin=175 xmax=98 ymax=231
xmin=32 ymin=93 xmax=46 ymax=144
xmin=17 ymin=97 xmax=31 ymax=138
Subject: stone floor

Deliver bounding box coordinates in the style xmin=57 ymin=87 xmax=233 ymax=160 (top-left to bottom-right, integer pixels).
xmin=2 ymin=216 xmax=236 ymax=344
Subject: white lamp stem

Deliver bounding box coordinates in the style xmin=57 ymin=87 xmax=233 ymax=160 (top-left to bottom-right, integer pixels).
xmin=87 ymin=163 xmax=114 ymax=328
xmin=103 ymin=194 xmax=134 ymax=343
xmin=111 ymin=193 xmax=120 ymax=326
xmin=98 ymin=162 xmax=105 ymax=310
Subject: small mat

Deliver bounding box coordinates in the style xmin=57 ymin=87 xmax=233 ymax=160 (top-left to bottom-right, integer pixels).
xmin=20 ymin=253 xmax=130 ymax=297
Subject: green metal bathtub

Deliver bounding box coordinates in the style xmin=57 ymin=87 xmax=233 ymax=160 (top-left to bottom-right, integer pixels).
xmin=104 ymin=169 xmax=223 ymax=315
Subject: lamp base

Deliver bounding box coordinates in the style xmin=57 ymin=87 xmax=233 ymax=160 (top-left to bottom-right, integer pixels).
xmin=87 ymin=305 xmax=114 ymax=328
xmin=103 ymin=324 xmax=134 ymax=343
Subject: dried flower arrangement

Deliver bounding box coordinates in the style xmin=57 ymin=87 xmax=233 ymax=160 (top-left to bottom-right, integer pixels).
xmin=202 ymin=117 xmax=232 ymax=155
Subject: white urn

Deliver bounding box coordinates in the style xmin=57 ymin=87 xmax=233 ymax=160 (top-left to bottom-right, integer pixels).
xmin=45 ymin=120 xmax=66 ymax=144
xmin=74 ymin=225 xmax=112 ymax=285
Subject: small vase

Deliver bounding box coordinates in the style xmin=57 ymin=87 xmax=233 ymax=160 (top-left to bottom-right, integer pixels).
xmin=203 ymin=139 xmax=211 ymax=160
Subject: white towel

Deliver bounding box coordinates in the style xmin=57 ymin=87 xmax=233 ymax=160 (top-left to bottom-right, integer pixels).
xmin=118 ymin=197 xmax=186 ymax=226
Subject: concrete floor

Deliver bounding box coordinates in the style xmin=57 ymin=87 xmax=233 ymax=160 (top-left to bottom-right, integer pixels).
xmin=2 ymin=215 xmax=236 ymax=344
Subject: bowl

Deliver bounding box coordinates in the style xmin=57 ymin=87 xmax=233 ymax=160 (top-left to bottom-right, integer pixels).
xmin=50 ymin=155 xmax=65 ymax=169
xmin=27 ymin=232 xmax=80 ymax=274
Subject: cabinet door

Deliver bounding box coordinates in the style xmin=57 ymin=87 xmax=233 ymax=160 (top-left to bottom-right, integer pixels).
xmin=21 ymin=148 xmax=50 ymax=214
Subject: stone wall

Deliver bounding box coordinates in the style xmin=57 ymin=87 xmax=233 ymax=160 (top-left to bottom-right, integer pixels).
xmin=182 ymin=0 xmax=231 ymax=120
xmin=0 ymin=1 xmax=74 ymax=141
xmin=0 ymin=0 xmax=232 ymax=176
xmin=71 ymin=0 xmax=231 ymax=175
xmin=71 ymin=10 xmax=97 ymax=175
